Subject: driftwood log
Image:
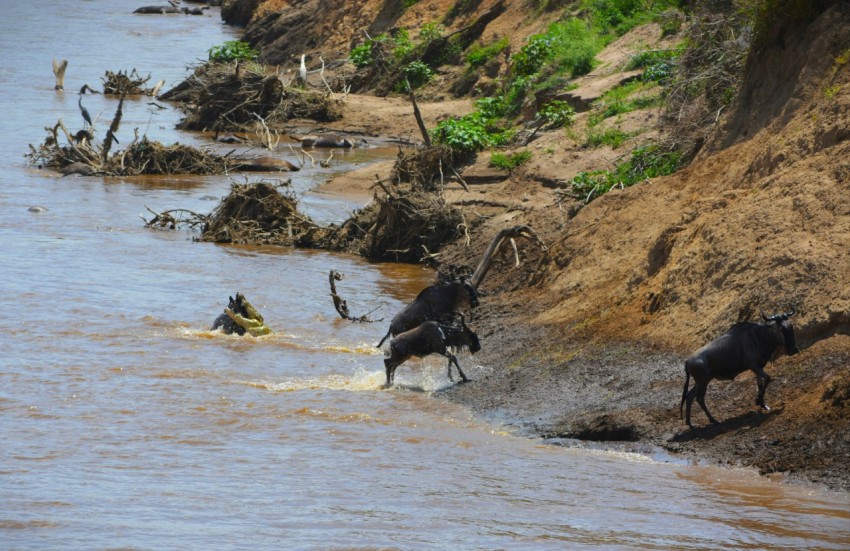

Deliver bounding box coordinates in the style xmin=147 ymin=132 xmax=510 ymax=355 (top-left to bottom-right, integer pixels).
xmin=328 ymin=270 xmax=380 ymax=323
xmin=470 ymin=225 xmax=547 ymax=289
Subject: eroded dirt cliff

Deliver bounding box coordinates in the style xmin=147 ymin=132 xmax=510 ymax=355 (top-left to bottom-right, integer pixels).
xmin=220 ymin=0 xmax=850 ymax=489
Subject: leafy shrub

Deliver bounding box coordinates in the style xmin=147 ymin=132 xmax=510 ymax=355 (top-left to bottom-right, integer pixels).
xmin=391 ymin=29 xmax=415 ymax=61
xmin=431 ymin=112 xmax=510 ymax=155
xmin=419 ymin=22 xmax=445 ymax=42
xmin=512 ymin=19 xmax=601 ymax=79
xmin=511 ymin=35 xmax=553 ymax=76
xmin=432 ymin=115 xmax=492 ymax=155
xmin=537 ymin=100 xmax=575 ymax=128
xmin=208 ymin=41 xmax=259 ymax=63
xmin=547 ymin=19 xmax=601 ymax=77
xmin=490 ymin=150 xmax=533 ymax=172
xmin=349 ymin=43 xmax=373 ymax=68
xmin=399 ymin=61 xmax=433 ymax=90
xmin=584 ymin=0 xmax=682 ymax=36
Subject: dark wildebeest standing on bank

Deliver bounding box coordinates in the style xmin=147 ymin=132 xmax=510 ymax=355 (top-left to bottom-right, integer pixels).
xmin=681 ymin=309 xmax=799 ymax=427
xmin=376 ymin=279 xmax=479 ymax=348
xmin=383 ymin=316 xmax=481 ymax=388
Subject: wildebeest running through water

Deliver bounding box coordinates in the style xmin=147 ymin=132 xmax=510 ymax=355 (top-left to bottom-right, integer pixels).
xmin=376 ymin=279 xmax=478 ymax=348
xmin=383 ymin=316 xmax=481 ymax=388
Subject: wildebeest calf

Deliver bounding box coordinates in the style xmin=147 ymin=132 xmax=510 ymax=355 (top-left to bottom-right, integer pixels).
xmin=681 ymin=310 xmax=799 ymax=427
xmin=384 ymin=318 xmax=481 ymax=388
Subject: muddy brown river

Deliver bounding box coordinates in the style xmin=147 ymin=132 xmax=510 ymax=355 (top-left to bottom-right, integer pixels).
xmin=1 ymin=1 xmax=848 ymax=549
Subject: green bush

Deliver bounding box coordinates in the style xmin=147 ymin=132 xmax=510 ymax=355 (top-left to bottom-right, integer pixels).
xmin=399 ymin=61 xmax=433 ymax=90
xmin=546 ymin=19 xmax=601 ymax=77
xmin=511 ymin=19 xmax=601 ymax=79
xmin=431 ymin=112 xmax=510 ymax=155
xmin=432 ymin=115 xmax=492 ymax=155
xmin=391 ymin=29 xmax=415 ymax=61
xmin=584 ymin=0 xmax=682 ymax=36
xmin=537 ymin=100 xmax=575 ymax=128
xmin=208 ymin=41 xmax=259 ymax=63
xmin=349 ymin=43 xmax=373 ymax=68
xmin=511 ymin=35 xmax=553 ymax=76
xmin=419 ymin=22 xmax=445 ymax=42
xmin=490 ymin=150 xmax=533 ymax=172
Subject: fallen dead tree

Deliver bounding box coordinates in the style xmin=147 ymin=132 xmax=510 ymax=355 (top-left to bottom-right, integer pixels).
xmin=469 ymin=225 xmax=548 ymax=288
xmin=142 ymin=206 xmax=207 ymax=230
xmin=102 ymin=68 xmax=162 ymax=96
xmin=26 ymin=94 xmax=233 ymax=176
xmin=328 ymin=270 xmax=381 ymax=323
xmin=391 ymin=144 xmax=458 ymax=192
xmin=161 ymin=62 xmax=344 ymax=132
xmin=315 ymin=183 xmax=465 ymax=263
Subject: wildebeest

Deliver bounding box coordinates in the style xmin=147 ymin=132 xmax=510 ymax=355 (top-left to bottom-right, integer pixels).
xmin=376 ymin=279 xmax=479 ymax=348
xmin=383 ymin=317 xmax=481 ymax=388
xmin=212 ymin=294 xmax=249 ymax=335
xmin=681 ymin=309 xmax=799 ymax=427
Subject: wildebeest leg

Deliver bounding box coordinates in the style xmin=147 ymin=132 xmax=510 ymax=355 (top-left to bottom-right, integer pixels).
xmin=680 ymin=367 xmax=691 ymax=421
xmin=442 ymin=352 xmax=469 ymax=383
xmin=384 ymin=357 xmax=403 ymax=388
xmin=753 ymin=367 xmax=772 ymax=410
xmin=695 ymin=383 xmax=719 ymax=425
xmin=684 ymin=385 xmax=698 ymax=427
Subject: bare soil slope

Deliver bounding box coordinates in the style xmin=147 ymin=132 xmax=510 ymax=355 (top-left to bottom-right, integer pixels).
xmin=225 ymin=0 xmax=850 ymax=490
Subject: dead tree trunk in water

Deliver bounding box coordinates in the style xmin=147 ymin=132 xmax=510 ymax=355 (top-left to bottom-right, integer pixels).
xmin=329 ymin=270 xmax=381 ymax=323
xmin=470 ymin=225 xmax=547 ymax=289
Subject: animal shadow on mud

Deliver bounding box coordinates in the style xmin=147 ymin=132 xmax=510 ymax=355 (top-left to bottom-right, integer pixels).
xmin=670 ymin=406 xmax=783 ymax=442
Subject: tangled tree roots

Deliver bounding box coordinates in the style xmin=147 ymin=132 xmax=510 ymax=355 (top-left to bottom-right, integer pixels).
xmin=102 ymin=69 xmax=157 ymax=96
xmin=391 ymin=144 xmax=456 ymax=192
xmin=26 ymin=123 xmax=232 ymax=176
xmin=121 ymin=137 xmax=230 ymax=175
xmin=199 ymin=181 xmax=321 ymax=245
xmin=326 ymin=187 xmax=464 ymax=263
xmin=162 ymin=62 xmax=344 ymax=131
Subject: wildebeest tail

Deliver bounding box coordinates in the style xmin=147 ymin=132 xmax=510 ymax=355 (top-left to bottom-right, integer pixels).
xmin=680 ymin=366 xmax=690 ymax=420
xmin=376 ymin=329 xmax=391 ymax=349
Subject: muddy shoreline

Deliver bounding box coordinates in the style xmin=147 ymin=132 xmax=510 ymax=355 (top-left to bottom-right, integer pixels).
xmin=194 ymin=1 xmax=849 ymax=493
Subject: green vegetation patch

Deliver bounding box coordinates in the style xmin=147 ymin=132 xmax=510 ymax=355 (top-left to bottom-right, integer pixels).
xmin=208 ymin=41 xmax=259 ymax=63
xmin=568 ymin=144 xmax=682 ymax=201
xmin=490 ymin=150 xmax=533 ymax=172
xmin=466 ymin=37 xmax=510 ymax=69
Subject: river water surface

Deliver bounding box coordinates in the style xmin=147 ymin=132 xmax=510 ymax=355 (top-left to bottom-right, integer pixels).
xmin=1 ymin=2 xmax=848 ymax=549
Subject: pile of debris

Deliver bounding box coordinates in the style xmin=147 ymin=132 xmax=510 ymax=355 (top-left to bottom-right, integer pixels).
xmin=198 ymin=181 xmax=322 ymax=246
xmin=160 ymin=62 xmax=344 ymax=131
xmin=26 ymin=97 xmax=234 ymax=177
xmin=102 ymin=69 xmax=162 ymax=96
